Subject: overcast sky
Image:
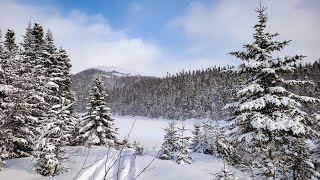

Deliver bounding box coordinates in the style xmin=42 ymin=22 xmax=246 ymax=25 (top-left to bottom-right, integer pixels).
xmin=0 ymin=0 xmax=319 ymax=76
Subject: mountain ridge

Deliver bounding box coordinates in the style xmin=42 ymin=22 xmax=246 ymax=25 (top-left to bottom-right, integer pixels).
xmin=85 ymin=65 xmax=141 ymax=77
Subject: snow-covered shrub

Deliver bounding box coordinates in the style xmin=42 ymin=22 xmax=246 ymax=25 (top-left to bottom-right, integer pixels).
xmin=35 ymin=141 xmax=63 ymax=177
xmin=133 ymin=141 xmax=144 ymax=156
xmin=176 ymin=147 xmax=193 ymax=165
xmin=158 ymin=145 xmax=173 ymax=160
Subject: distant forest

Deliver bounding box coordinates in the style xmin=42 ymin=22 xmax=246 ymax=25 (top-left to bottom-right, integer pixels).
xmin=72 ymin=61 xmax=320 ymax=120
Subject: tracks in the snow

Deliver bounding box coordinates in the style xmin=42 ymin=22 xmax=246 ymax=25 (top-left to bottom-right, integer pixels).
xmin=76 ymin=149 xmax=137 ymax=180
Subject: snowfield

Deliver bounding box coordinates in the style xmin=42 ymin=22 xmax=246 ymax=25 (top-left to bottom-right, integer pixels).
xmin=0 ymin=116 xmax=248 ymax=180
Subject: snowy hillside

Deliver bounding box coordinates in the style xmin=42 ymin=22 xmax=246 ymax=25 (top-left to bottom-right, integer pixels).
xmin=0 ymin=116 xmax=248 ymax=180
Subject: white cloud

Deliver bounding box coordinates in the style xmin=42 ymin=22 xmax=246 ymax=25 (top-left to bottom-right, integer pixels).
xmin=170 ymin=0 xmax=320 ymax=62
xmin=0 ymin=0 xmax=160 ymax=75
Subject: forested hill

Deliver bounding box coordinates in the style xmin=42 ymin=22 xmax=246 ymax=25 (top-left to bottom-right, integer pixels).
xmin=71 ymin=68 xmax=148 ymax=112
xmin=109 ymin=62 xmax=320 ymax=120
xmin=72 ymin=61 xmax=320 ymax=120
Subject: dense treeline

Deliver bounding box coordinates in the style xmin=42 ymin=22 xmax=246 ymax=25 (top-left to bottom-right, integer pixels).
xmin=109 ymin=61 xmax=320 ymax=120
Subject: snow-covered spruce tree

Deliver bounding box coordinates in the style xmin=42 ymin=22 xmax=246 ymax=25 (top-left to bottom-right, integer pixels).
xmin=33 ymin=27 xmax=78 ymax=177
xmin=0 ymin=29 xmax=6 ymax=108
xmin=0 ymin=29 xmax=18 ymax=87
xmin=176 ymin=123 xmax=193 ymax=164
xmin=34 ymin=96 xmax=76 ymax=176
xmin=79 ymin=76 xmax=118 ymax=147
xmin=44 ymin=30 xmax=79 ymax=145
xmin=57 ymin=48 xmax=79 ymax=144
xmin=158 ymin=120 xmax=180 ymax=160
xmin=208 ymin=123 xmax=236 ymax=163
xmin=194 ymin=122 xmax=236 ymax=163
xmin=190 ymin=121 xmax=202 ymax=152
xmin=213 ymin=163 xmax=238 ymax=180
xmin=4 ymin=29 xmax=18 ymax=56
xmin=34 ymin=107 xmax=70 ymax=176
xmin=0 ymin=28 xmax=38 ymax=160
xmin=193 ymin=122 xmax=214 ymax=154
xmin=35 ymin=86 xmax=76 ymax=176
xmin=0 ymin=29 xmax=9 ymax=168
xmin=18 ymin=23 xmax=53 ymax=156
xmin=224 ymin=5 xmax=320 ymax=179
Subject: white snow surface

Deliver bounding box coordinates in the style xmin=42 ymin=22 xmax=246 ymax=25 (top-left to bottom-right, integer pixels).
xmin=0 ymin=116 xmax=248 ymax=180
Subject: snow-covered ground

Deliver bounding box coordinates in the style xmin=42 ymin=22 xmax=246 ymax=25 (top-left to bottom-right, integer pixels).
xmin=0 ymin=116 xmax=248 ymax=180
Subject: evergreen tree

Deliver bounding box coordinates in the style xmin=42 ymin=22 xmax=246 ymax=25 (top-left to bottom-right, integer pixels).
xmin=176 ymin=123 xmax=193 ymax=164
xmin=0 ymin=29 xmax=36 ymax=159
xmin=224 ymin=5 xmax=320 ymax=179
xmin=0 ymin=29 xmax=17 ymax=86
xmin=34 ymin=104 xmax=71 ymax=176
xmin=193 ymin=122 xmax=235 ymax=163
xmin=4 ymin=29 xmax=18 ymax=54
xmin=44 ymin=30 xmax=78 ymax=145
xmin=190 ymin=121 xmax=202 ymax=152
xmin=213 ymin=163 xmax=238 ymax=180
xmin=56 ymin=48 xmax=79 ymax=145
xmin=0 ymin=29 xmax=9 ymax=168
xmin=79 ymin=76 xmax=118 ymax=147
xmin=17 ymin=23 xmax=52 ymax=156
xmin=198 ymin=123 xmax=215 ymax=155
xmin=158 ymin=120 xmax=180 ymax=160
xmin=44 ymin=30 xmax=56 ymax=55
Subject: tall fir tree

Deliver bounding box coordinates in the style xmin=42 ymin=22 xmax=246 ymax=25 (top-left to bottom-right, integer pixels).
xmin=18 ymin=23 xmax=51 ymax=153
xmin=0 ymin=29 xmax=9 ymax=167
xmin=44 ymin=30 xmax=79 ymax=145
xmin=55 ymin=48 xmax=79 ymax=145
xmin=35 ymin=31 xmax=78 ymax=176
xmin=224 ymin=5 xmax=320 ymax=179
xmin=21 ymin=22 xmax=60 ymax=137
xmin=79 ymin=76 xmax=118 ymax=147
xmin=0 ymin=29 xmax=35 ymax=159
xmin=34 ymin=103 xmax=71 ymax=176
